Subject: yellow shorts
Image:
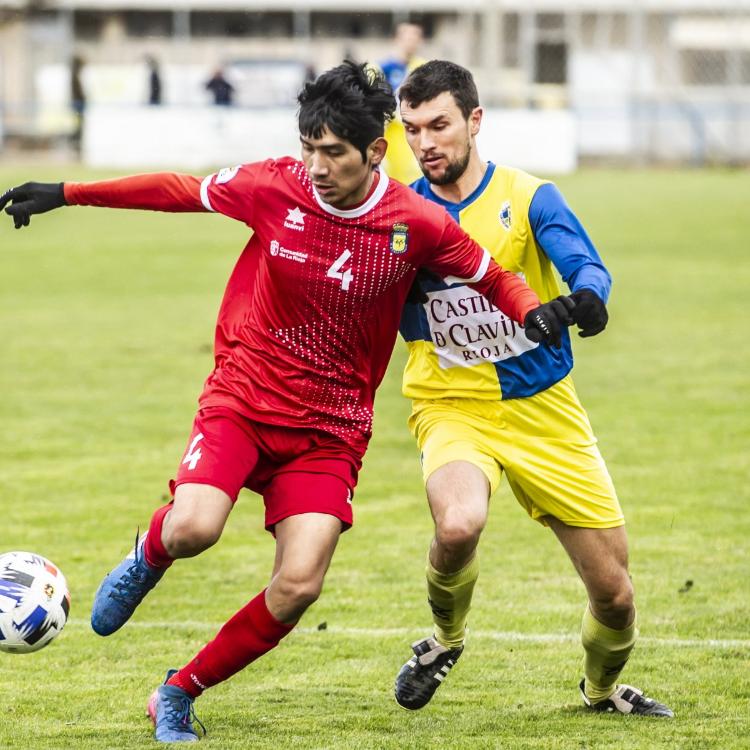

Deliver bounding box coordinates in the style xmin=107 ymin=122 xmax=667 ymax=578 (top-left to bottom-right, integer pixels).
xmin=408 ymin=376 xmax=624 ymax=528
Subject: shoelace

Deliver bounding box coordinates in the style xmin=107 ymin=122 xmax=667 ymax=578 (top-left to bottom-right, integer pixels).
xmin=109 ymin=530 xmax=153 ymax=604
xmin=161 ymin=691 xmax=207 ymax=737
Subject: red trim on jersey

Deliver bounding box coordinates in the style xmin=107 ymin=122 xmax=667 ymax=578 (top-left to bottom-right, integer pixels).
xmin=64 ymin=173 xmax=204 ymax=212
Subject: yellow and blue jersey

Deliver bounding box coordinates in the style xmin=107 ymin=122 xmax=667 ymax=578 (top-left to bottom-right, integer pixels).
xmin=400 ymin=162 xmax=611 ymax=401
xmin=378 ymin=56 xmax=426 ymax=185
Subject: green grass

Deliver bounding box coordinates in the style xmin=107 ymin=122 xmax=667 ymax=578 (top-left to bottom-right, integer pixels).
xmin=1 ymin=166 xmax=749 ymax=749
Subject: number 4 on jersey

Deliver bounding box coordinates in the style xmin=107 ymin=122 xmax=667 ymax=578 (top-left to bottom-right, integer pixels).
xmin=327 ymin=250 xmax=353 ymax=291
xmin=182 ymin=433 xmax=204 ymax=470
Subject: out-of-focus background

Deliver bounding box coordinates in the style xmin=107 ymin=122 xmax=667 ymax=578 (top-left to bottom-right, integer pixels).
xmin=2 ymin=5 xmax=750 ymax=750
xmin=1 ymin=1 xmax=749 ymax=172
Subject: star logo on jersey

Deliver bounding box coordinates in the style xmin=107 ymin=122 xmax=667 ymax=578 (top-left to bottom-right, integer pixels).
xmin=499 ymin=201 xmax=512 ymax=231
xmin=284 ymin=207 xmax=306 ymax=231
xmin=389 ymin=222 xmax=409 ymax=254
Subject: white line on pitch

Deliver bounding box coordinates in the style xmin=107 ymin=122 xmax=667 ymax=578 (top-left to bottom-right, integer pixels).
xmin=67 ymin=620 xmax=750 ymax=649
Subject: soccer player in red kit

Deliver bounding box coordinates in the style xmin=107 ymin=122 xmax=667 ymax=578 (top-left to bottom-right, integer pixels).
xmin=1 ymin=62 xmax=574 ymax=743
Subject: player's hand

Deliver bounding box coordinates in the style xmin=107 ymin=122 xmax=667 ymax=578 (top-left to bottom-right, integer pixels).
xmin=0 ymin=182 xmax=66 ymax=229
xmin=524 ymin=295 xmax=576 ymax=348
xmin=570 ymin=289 xmax=608 ymax=338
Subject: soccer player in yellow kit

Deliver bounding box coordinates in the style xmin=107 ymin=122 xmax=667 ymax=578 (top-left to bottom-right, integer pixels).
xmin=378 ymin=22 xmax=426 ymax=185
xmin=393 ymin=61 xmax=673 ymax=717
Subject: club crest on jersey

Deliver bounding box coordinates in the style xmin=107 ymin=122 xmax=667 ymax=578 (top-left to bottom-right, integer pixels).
xmin=390 ymin=222 xmax=409 ymax=254
xmin=216 ymin=165 xmax=240 ymax=184
xmin=284 ymin=207 xmax=306 ymax=231
xmin=499 ymin=201 xmax=512 ymax=230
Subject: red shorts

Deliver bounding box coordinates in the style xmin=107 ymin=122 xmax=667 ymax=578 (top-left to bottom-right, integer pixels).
xmin=171 ymin=407 xmax=362 ymax=532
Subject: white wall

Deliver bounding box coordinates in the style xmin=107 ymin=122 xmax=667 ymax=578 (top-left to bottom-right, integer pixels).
xmin=82 ymin=105 xmax=301 ymax=169
xmin=570 ymin=51 xmax=650 ymax=157
xmin=476 ymin=109 xmax=577 ymax=174
xmin=82 ymin=105 xmax=578 ymax=174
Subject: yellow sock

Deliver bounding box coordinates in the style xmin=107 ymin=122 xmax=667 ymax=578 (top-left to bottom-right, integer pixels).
xmin=581 ymin=605 xmax=638 ymax=702
xmin=425 ymin=554 xmax=479 ymax=649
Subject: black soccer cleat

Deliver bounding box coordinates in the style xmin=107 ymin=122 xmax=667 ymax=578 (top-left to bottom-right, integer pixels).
xmin=580 ymin=679 xmax=674 ymax=717
xmin=394 ymin=636 xmax=463 ymax=710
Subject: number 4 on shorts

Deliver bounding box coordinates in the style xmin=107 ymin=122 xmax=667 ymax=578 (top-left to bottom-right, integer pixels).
xmin=182 ymin=433 xmax=204 ymax=470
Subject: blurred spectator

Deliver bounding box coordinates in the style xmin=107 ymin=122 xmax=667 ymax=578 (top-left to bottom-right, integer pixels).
xmin=146 ymin=56 xmax=162 ymax=105
xmin=70 ymin=55 xmax=86 ymax=155
xmin=205 ymin=68 xmax=235 ymax=106
xmin=380 ymin=22 xmax=425 ymax=92
xmin=378 ymin=23 xmax=426 ymax=184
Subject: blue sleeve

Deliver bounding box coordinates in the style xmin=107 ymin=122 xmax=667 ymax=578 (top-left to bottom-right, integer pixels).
xmin=528 ymin=183 xmax=612 ymax=303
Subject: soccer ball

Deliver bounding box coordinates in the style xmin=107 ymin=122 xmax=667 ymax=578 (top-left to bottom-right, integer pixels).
xmin=0 ymin=551 xmax=70 ymax=654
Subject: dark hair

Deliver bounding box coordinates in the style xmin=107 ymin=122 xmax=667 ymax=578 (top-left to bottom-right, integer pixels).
xmin=399 ymin=60 xmax=479 ymax=119
xmin=298 ymin=60 xmax=396 ymax=162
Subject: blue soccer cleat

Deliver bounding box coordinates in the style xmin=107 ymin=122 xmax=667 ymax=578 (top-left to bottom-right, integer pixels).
xmin=91 ymin=530 xmax=165 ymax=636
xmin=147 ymin=669 xmax=206 ymax=743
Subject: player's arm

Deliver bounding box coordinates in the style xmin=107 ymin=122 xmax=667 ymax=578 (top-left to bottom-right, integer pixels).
xmin=529 ymin=183 xmax=610 ymax=338
xmin=425 ymin=212 xmax=575 ymax=348
xmin=0 ymin=174 xmax=205 ymax=229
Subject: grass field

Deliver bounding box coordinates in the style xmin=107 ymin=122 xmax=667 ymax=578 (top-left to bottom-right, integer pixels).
xmin=0 ymin=165 xmax=748 ymax=749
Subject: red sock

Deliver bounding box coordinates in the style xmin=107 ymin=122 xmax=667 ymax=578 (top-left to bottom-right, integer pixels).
xmin=143 ymin=503 xmax=174 ymax=569
xmin=167 ymin=589 xmax=295 ymax=698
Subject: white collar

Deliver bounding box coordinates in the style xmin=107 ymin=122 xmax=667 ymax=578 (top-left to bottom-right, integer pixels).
xmin=312 ymin=168 xmax=390 ymax=219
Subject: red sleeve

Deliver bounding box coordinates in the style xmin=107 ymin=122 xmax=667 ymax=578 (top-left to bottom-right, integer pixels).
xmin=423 ymin=210 xmax=540 ymax=323
xmin=470 ymin=260 xmax=540 ymax=323
xmin=64 ymin=173 xmax=204 ymax=212
xmin=199 ymin=161 xmax=272 ymax=227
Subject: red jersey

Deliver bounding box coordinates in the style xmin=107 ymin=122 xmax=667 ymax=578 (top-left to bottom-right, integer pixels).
xmin=65 ymin=158 xmax=540 ymax=454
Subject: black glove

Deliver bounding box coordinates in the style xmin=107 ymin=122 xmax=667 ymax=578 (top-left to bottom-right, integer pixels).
xmin=570 ymin=288 xmax=608 ymax=338
xmin=0 ymin=182 xmax=67 ymax=229
xmin=524 ymin=295 xmax=576 ymax=349
xmin=405 ymin=268 xmax=443 ymax=305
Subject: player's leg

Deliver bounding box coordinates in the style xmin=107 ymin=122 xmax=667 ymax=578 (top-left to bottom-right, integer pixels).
xmin=395 ymin=459 xmax=489 ymax=710
xmin=160 ymin=483 xmax=233 ymax=558
xmin=266 ymin=512 xmax=342 ymax=620
xmin=548 ymin=519 xmax=672 ymax=717
xmin=426 ymin=460 xmax=488 ymax=648
xmin=91 ymin=484 xmax=234 ymax=638
xmin=148 ymin=440 xmax=356 ymax=743
xmin=395 ymin=400 xmax=500 ymax=710
xmin=501 ymin=376 xmax=672 ymax=716
xmin=163 ymin=512 xmax=340 ymax=694
xmin=91 ymin=408 xmax=258 ymax=637
xmin=547 ymin=520 xmax=636 ymax=693
xmin=150 ymin=513 xmax=341 ymax=742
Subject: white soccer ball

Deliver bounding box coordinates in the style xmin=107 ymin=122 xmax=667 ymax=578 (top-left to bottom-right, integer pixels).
xmin=0 ymin=551 xmax=70 ymax=654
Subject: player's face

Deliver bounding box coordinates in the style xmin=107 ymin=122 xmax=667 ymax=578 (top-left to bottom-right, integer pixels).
xmin=401 ymin=92 xmax=480 ymax=186
xmin=301 ymin=128 xmax=384 ymax=208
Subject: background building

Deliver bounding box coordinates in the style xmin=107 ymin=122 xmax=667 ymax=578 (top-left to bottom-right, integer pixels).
xmin=1 ymin=0 xmax=749 ymax=168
